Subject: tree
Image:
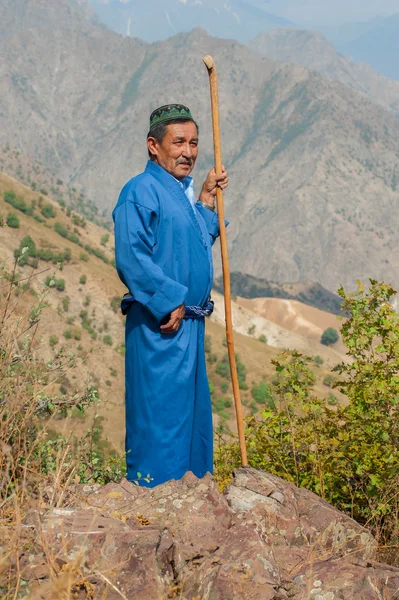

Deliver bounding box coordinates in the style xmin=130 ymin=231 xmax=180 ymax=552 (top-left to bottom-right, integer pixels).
xmin=321 ymin=327 xmax=339 ymax=346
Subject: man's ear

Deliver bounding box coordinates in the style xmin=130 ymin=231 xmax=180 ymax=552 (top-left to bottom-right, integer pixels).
xmin=147 ymin=137 xmax=158 ymax=158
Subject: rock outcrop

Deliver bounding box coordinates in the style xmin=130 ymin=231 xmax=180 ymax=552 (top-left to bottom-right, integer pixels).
xmin=22 ymin=468 xmax=399 ymax=598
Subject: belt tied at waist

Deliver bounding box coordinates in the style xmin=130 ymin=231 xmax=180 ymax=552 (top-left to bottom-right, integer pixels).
xmin=121 ymin=293 xmax=214 ymax=320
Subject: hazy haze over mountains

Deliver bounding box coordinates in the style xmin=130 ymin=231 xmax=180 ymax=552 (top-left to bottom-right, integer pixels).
xmin=1 ymin=0 xmax=399 ymax=294
xmin=88 ymin=0 xmax=293 ymax=42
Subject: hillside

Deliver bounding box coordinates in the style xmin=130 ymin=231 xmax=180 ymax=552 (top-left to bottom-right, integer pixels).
xmin=0 ymin=172 xmax=346 ymax=444
xmin=249 ymin=28 xmax=399 ymax=115
xmin=2 ymin=1 xmax=399 ymax=293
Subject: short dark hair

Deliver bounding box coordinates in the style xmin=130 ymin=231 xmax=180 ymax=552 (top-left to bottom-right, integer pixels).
xmin=147 ymin=119 xmax=199 ymax=160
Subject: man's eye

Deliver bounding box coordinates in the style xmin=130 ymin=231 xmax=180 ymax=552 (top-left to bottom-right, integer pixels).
xmin=191 ymin=142 xmax=198 ymax=147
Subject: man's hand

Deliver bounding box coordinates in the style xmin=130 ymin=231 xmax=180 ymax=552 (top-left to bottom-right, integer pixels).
xmin=160 ymin=303 xmax=185 ymax=334
xmin=199 ymin=166 xmax=229 ymax=209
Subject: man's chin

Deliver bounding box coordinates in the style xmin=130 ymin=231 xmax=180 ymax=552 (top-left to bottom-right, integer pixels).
xmin=174 ymin=164 xmax=193 ymax=179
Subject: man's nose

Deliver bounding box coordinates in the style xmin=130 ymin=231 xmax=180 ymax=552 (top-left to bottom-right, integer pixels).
xmin=182 ymin=143 xmax=192 ymax=157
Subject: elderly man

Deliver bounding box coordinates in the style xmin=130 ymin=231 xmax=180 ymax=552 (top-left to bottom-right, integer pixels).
xmin=113 ymin=104 xmax=228 ymax=487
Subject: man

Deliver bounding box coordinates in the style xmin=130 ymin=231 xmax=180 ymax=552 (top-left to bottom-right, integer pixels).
xmin=113 ymin=104 xmax=228 ymax=487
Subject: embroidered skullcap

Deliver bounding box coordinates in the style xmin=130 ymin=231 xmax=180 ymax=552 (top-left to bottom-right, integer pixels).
xmin=149 ymin=104 xmax=194 ymax=131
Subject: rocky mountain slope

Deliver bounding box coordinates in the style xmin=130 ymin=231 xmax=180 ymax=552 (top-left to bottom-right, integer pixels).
xmin=2 ymin=0 xmax=399 ymax=293
xmin=249 ymin=27 xmax=399 ymax=115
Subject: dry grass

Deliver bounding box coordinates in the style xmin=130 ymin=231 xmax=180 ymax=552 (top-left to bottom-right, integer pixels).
xmin=0 ymin=259 xmax=126 ymax=599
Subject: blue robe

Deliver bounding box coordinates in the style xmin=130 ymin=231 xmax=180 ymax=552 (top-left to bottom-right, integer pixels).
xmin=113 ymin=160 xmax=220 ymax=487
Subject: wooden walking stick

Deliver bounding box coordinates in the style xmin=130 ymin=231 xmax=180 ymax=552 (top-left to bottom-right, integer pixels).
xmin=203 ymin=55 xmax=248 ymax=467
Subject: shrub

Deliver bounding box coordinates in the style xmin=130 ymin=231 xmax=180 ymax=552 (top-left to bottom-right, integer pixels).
xmin=215 ymin=281 xmax=399 ymax=549
xmin=49 ymin=334 xmax=58 ymax=347
xmin=216 ymin=356 xmax=230 ymax=379
xmin=321 ymin=327 xmax=339 ymax=346
xmin=62 ymin=296 xmax=70 ymax=312
xmin=6 ymin=212 xmax=19 ymax=228
xmin=4 ymin=190 xmax=32 ymax=215
xmin=220 ymin=382 xmax=228 ymax=393
xmin=103 ymin=335 xmax=113 ymax=346
xmin=79 ymin=274 xmax=87 ymax=285
xmin=63 ymin=329 xmax=72 ymax=339
xmin=258 ymin=334 xmax=267 ymax=344
xmin=110 ymin=296 xmax=122 ymax=313
xmin=251 ymin=380 xmax=275 ymax=408
xmin=247 ymin=324 xmax=256 ymax=335
xmin=207 ymin=353 xmax=217 ymax=364
xmin=323 ymin=374 xmax=335 ymax=388
xmin=80 ymin=252 xmax=89 ymax=262
xmin=204 ymin=334 xmax=211 ymax=353
xmin=314 ymin=355 xmax=324 ymax=365
xmin=101 ymin=233 xmax=109 ymax=246
xmin=41 ymin=204 xmax=56 ymax=218
xmin=55 ymin=279 xmax=65 ymax=292
xmin=54 ymin=222 xmax=68 ymax=238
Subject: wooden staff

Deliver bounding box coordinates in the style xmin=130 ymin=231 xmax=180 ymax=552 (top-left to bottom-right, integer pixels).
xmin=203 ymin=55 xmax=248 ymax=467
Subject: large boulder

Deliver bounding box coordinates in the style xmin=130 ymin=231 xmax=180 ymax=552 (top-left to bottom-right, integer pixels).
xmin=20 ymin=468 xmax=399 ymax=599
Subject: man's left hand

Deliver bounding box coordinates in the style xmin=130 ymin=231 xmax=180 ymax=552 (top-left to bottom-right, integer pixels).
xmin=199 ymin=166 xmax=229 ymax=209
xmin=160 ymin=303 xmax=185 ymax=334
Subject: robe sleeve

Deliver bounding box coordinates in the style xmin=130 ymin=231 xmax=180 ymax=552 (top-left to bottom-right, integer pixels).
xmin=195 ymin=201 xmax=228 ymax=246
xmin=114 ymin=198 xmax=188 ymax=322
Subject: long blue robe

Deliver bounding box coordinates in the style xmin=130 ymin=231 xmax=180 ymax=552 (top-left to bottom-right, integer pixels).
xmin=113 ymin=160 xmax=220 ymax=487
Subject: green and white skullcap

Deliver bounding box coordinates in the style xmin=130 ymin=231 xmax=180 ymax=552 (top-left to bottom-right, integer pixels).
xmin=149 ymin=104 xmax=194 ymax=131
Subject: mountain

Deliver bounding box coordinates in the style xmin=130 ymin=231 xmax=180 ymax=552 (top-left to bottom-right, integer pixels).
xmin=88 ymin=0 xmax=293 ymax=42
xmin=249 ymin=28 xmax=399 ymax=115
xmin=2 ymin=1 xmax=399 ymax=294
xmin=338 ymin=14 xmax=399 ymax=81
xmin=0 ymin=0 xmax=102 ymax=38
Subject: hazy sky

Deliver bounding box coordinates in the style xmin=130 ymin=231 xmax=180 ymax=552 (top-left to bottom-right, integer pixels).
xmin=267 ymin=0 xmax=399 ymax=25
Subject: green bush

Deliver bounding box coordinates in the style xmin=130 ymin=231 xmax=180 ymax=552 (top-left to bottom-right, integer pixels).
xmin=80 ymin=252 xmax=89 ymax=262
xmin=258 ymin=334 xmax=267 ymax=344
xmin=323 ymin=374 xmax=335 ymax=388
xmin=207 ymin=353 xmax=217 ymax=364
xmin=49 ymin=334 xmax=58 ymax=347
xmin=216 ymin=356 xmax=230 ymax=379
xmin=6 ymin=212 xmax=20 ymax=228
xmin=41 ymin=204 xmax=56 ymax=218
xmin=321 ymin=327 xmax=339 ymax=346
xmin=215 ymin=281 xmax=399 ymax=546
xmin=314 ymin=355 xmax=324 ymax=365
xmin=54 ymin=222 xmax=68 ymax=238
xmin=62 ymin=296 xmax=70 ymax=312
xmin=103 ymin=335 xmax=113 ymax=346
xmin=55 ymin=279 xmax=65 ymax=292
xmin=204 ymin=334 xmax=211 ymax=353
xmin=247 ymin=324 xmax=256 ymax=335
xmin=251 ymin=380 xmax=274 ymax=408
xmin=101 ymin=233 xmax=109 ymax=246
xmin=80 ymin=274 xmax=87 ymax=285
xmin=63 ymin=329 xmax=72 ymax=340
xmin=4 ymin=191 xmax=33 ymax=215
xmin=110 ymin=296 xmax=122 ymax=313
xmin=220 ymin=382 xmax=228 ymax=393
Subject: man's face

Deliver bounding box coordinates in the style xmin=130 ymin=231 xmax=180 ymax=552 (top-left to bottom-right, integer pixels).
xmin=147 ymin=121 xmax=199 ymax=180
